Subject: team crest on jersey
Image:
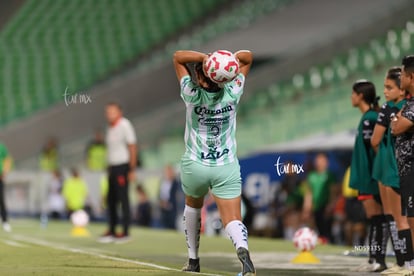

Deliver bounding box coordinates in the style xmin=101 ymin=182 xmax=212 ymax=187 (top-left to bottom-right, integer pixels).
xmin=235 ymin=78 xmax=242 ymax=87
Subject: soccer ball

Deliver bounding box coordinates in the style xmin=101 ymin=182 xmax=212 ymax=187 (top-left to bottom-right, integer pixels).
xmin=70 ymin=209 xmax=89 ymax=227
xmin=292 ymin=227 xmax=318 ymax=251
xmin=204 ymin=50 xmax=239 ymax=84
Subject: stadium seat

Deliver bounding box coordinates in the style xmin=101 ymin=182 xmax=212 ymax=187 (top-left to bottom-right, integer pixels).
xmin=0 ymin=0 xmax=226 ymax=126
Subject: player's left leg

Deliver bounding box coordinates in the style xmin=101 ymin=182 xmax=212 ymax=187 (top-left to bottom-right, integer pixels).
xmin=180 ymin=158 xmax=209 ymax=272
xmin=117 ymin=164 xmax=131 ymax=241
xmin=182 ymin=196 xmax=204 ymax=272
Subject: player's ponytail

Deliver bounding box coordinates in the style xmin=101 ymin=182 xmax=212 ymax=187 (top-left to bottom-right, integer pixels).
xmin=352 ymin=80 xmax=380 ymax=112
xmin=194 ymin=62 xmax=220 ymax=92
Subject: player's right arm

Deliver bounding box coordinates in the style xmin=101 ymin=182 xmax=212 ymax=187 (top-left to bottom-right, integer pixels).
xmin=391 ymin=106 xmax=414 ymax=135
xmin=173 ymin=50 xmax=207 ymax=81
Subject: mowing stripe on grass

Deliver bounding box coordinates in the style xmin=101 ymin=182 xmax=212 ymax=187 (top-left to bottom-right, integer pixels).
xmin=11 ymin=234 xmax=223 ymax=276
xmin=2 ymin=239 xmax=28 ymax=248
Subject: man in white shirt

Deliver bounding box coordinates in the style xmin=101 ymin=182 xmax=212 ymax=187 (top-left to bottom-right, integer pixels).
xmin=99 ymin=102 xmax=137 ymax=243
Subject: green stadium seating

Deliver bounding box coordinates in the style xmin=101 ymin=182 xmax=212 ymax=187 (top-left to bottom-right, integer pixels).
xmin=0 ymin=0 xmax=226 ymax=126
xmin=141 ymin=19 xmax=414 ymax=168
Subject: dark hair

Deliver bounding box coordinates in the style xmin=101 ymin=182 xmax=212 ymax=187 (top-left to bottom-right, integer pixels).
xmin=352 ymin=79 xmax=380 ymax=111
xmin=136 ymin=184 xmax=146 ymax=194
xmin=402 ymin=55 xmax=414 ymax=72
xmin=386 ymin=66 xmax=402 ymax=88
xmin=106 ymin=102 xmax=122 ymax=110
xmin=194 ymin=63 xmax=220 ymax=92
xmin=71 ymin=168 xmax=79 ymax=177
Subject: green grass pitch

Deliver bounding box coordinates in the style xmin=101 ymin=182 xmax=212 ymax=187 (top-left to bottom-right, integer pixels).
xmin=0 ymin=219 xmax=383 ymax=275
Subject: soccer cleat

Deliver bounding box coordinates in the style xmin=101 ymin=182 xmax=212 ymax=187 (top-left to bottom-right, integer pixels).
xmin=114 ymin=233 xmax=131 ymax=244
xmin=237 ymin=247 xmax=256 ymax=276
xmin=352 ymin=261 xmax=376 ymax=272
xmin=381 ymin=264 xmax=413 ymax=275
xmin=182 ymin=258 xmax=200 ymax=272
xmin=2 ymin=222 xmax=11 ymax=233
xmin=381 ymin=264 xmax=402 ymax=275
xmin=97 ymin=231 xmax=115 ymax=243
xmin=372 ymin=262 xmax=387 ymax=273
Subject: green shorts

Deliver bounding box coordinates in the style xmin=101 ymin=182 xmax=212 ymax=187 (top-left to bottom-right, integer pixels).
xmin=180 ymin=157 xmax=241 ymax=199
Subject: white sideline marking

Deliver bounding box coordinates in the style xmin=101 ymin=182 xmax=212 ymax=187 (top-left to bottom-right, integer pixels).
xmin=12 ymin=235 xmax=223 ymax=276
xmin=2 ymin=239 xmax=28 ymax=247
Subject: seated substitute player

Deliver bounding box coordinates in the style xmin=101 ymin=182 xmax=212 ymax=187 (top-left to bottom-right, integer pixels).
xmin=173 ymin=49 xmax=255 ymax=276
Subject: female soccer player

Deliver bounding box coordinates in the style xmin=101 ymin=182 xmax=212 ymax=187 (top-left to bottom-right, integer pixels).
xmin=349 ymin=80 xmax=388 ymax=272
xmin=173 ymin=50 xmax=255 ymax=276
xmin=391 ymin=55 xmax=414 ymax=274
xmin=371 ymin=67 xmax=413 ymax=274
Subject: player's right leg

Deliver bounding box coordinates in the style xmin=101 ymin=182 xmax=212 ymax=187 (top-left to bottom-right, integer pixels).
xmin=211 ymin=161 xmax=255 ymax=276
xmin=354 ymin=196 xmax=386 ymax=272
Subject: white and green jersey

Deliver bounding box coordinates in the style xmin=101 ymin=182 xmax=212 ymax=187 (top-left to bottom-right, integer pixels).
xmin=180 ymin=73 xmax=245 ymax=166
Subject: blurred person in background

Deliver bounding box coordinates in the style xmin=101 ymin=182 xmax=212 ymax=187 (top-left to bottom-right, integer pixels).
xmin=0 ymin=142 xmax=12 ymax=232
xmin=99 ymin=173 xmax=109 ymax=219
xmin=99 ymin=102 xmax=137 ymax=243
xmin=62 ymin=168 xmax=88 ymax=218
xmin=342 ymin=167 xmax=367 ymax=248
xmin=391 ymin=55 xmax=414 ymax=273
xmin=173 ymin=49 xmax=255 ymax=275
xmin=371 ymin=66 xmax=411 ymax=274
xmin=273 ymin=160 xmax=305 ymax=239
xmin=47 ymin=169 xmax=65 ymax=219
xmin=39 ymin=137 xmax=59 ymax=172
xmin=302 ymin=153 xmax=338 ymax=243
xmin=85 ymin=129 xmax=107 ymax=172
xmin=159 ymin=165 xmax=180 ymax=230
xmin=135 ymin=185 xmax=151 ymax=227
xmin=349 ymin=80 xmax=387 ymax=272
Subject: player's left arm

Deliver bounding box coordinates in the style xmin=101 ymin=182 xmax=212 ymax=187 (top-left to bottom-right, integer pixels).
xmin=125 ymin=121 xmax=137 ymax=182
xmin=235 ymin=50 xmax=253 ymax=77
xmin=128 ymin=144 xmax=137 ymax=171
xmin=391 ymin=109 xmax=414 ymax=135
xmin=362 ymin=118 xmax=376 ymax=149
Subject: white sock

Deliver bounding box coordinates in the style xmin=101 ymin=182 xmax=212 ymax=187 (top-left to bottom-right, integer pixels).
xmin=405 ymin=259 xmax=414 ymax=270
xmin=183 ymin=205 xmax=201 ymax=259
xmin=225 ymin=220 xmax=248 ymax=250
